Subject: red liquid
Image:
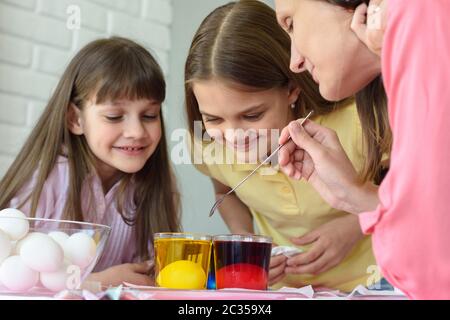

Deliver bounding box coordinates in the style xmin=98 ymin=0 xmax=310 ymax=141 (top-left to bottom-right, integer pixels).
xmin=214 ymin=240 xmax=271 ymax=290
xmin=216 ymin=263 xmax=268 ymax=290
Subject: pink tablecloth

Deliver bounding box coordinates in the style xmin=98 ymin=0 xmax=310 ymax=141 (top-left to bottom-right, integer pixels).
xmin=0 ymin=285 xmax=408 ymax=300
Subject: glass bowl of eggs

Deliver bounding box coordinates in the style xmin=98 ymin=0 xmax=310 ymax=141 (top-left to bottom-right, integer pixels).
xmin=0 ymin=208 xmax=110 ymax=296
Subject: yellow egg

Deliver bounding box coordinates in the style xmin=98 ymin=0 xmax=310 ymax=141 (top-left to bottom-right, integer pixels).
xmin=157 ymin=260 xmax=206 ymax=289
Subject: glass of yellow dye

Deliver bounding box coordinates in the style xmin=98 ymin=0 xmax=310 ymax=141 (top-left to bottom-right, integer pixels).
xmin=154 ymin=233 xmax=212 ymax=290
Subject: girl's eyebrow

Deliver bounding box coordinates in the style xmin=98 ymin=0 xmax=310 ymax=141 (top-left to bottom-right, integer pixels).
xmin=96 ymin=102 xmax=121 ymax=109
xmin=107 ymin=99 xmax=127 ymax=106
xmin=97 ymin=100 xmax=160 ymax=113
xmin=93 ymin=100 xmax=124 ymax=108
xmin=199 ymin=110 xmax=219 ymax=118
xmin=146 ymin=100 xmax=161 ymax=107
xmin=200 ymin=104 xmax=266 ymax=118
xmin=239 ymin=103 xmax=266 ymax=114
xmin=110 ymin=99 xmax=159 ymax=106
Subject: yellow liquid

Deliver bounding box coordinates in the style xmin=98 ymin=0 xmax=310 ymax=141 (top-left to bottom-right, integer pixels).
xmin=154 ymin=238 xmax=212 ymax=289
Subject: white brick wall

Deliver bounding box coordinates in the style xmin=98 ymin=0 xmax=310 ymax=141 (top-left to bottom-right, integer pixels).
xmin=0 ymin=0 xmax=172 ymax=176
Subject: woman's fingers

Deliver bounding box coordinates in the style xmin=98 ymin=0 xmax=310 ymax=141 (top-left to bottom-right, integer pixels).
xmin=293 ymin=149 xmax=305 ymax=162
xmin=279 ymin=139 xmax=298 ymax=166
xmin=279 ymin=125 xmax=292 ymax=145
xmin=287 ymin=121 xmax=325 ymax=160
xmin=279 ymin=118 xmax=314 ymax=165
xmin=280 ymin=119 xmax=338 ymax=180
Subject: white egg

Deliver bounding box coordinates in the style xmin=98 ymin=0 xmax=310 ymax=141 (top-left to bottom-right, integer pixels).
xmin=9 ymin=240 xmax=17 ymax=255
xmin=12 ymin=232 xmax=43 ymax=255
xmin=65 ymin=232 xmax=97 ymax=269
xmin=48 ymin=231 xmax=69 ymax=249
xmin=11 ymin=240 xmax=21 ymax=256
xmin=40 ymin=260 xmax=72 ymax=292
xmin=0 ymin=256 xmax=39 ymax=292
xmin=0 ymin=229 xmax=11 ymax=264
xmin=20 ymin=232 xmax=64 ymax=272
xmin=0 ymin=208 xmax=29 ymax=241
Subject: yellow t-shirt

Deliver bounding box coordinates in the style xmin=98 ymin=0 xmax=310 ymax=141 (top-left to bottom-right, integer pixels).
xmin=191 ymin=101 xmax=377 ymax=292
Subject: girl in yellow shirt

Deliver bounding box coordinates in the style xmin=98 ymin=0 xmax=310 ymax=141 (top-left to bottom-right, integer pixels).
xmin=184 ymin=0 xmax=389 ymax=292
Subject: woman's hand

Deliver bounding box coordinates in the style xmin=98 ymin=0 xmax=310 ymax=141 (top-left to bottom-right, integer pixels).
xmin=279 ymin=119 xmax=378 ymax=214
xmin=285 ymin=215 xmax=364 ymax=275
xmin=88 ymin=261 xmax=154 ymax=287
xmin=351 ymin=0 xmax=387 ymax=57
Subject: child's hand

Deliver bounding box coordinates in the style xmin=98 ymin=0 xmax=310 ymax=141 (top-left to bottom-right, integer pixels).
xmin=88 ymin=261 xmax=154 ymax=287
xmin=268 ymin=254 xmax=287 ymax=286
xmin=351 ymin=0 xmax=387 ymax=57
xmin=285 ymin=215 xmax=364 ymax=276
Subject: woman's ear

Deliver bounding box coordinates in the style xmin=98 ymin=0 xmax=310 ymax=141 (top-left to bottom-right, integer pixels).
xmin=288 ymin=83 xmax=301 ymax=105
xmin=67 ymin=103 xmax=84 ymax=135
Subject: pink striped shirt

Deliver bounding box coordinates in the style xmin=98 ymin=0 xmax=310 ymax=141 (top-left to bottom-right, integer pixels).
xmin=9 ymin=156 xmax=140 ymax=272
xmin=359 ymin=0 xmax=450 ymax=299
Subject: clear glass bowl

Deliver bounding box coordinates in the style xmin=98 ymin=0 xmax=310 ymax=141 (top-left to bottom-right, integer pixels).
xmin=0 ymin=216 xmax=110 ymax=296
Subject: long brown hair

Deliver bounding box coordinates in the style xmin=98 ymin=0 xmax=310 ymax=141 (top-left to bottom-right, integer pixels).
xmin=325 ymin=0 xmax=392 ymax=182
xmin=185 ymin=0 xmax=335 ymax=138
xmin=0 ymin=37 xmax=180 ymax=260
xmin=185 ymin=0 xmax=391 ymax=183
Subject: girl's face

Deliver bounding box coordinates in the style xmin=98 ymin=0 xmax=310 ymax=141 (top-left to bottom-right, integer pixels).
xmin=192 ymin=79 xmax=299 ymax=156
xmin=275 ymin=0 xmax=381 ymax=101
xmin=69 ymin=98 xmax=162 ymax=185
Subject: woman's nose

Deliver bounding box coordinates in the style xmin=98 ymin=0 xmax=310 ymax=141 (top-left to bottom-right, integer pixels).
xmin=290 ymin=39 xmax=307 ymax=73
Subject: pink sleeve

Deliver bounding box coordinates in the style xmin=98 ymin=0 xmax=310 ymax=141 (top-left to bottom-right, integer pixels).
xmin=9 ymin=160 xmax=68 ymax=220
xmin=358 ymin=0 xmax=450 ymax=299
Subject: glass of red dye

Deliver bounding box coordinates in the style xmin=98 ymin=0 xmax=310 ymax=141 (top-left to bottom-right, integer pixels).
xmin=213 ymin=234 xmax=272 ymax=290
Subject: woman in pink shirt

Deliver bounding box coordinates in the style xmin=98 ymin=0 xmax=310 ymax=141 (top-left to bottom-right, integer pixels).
xmin=0 ymin=37 xmax=181 ymax=287
xmin=275 ymin=0 xmax=450 ymax=299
